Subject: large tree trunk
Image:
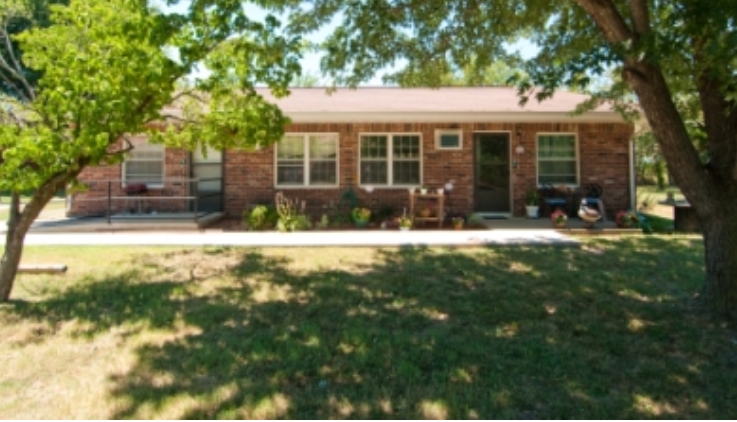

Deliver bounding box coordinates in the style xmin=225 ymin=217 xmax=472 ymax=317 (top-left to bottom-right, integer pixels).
xmin=623 ymin=59 xmax=737 ymax=318
xmin=0 ymin=193 xmax=26 ymax=301
xmin=700 ymin=209 xmax=737 ymax=318
xmin=576 ymin=0 xmax=737 ymax=318
xmin=0 ymin=179 xmax=69 ymax=301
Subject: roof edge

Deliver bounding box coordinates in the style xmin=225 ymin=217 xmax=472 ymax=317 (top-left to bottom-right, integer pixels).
xmin=286 ymin=111 xmax=628 ymax=124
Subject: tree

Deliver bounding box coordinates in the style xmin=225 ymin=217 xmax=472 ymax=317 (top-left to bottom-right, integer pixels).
xmin=0 ymin=0 xmax=67 ymax=98
xmin=291 ymin=70 xmax=322 ymax=87
xmin=400 ymin=60 xmax=520 ymax=87
xmin=0 ymin=0 xmax=301 ymax=300
xmin=273 ymin=0 xmax=737 ymax=317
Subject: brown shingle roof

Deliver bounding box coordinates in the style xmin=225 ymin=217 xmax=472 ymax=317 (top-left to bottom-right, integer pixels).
xmin=259 ymin=87 xmax=606 ymax=113
xmin=253 ymin=86 xmax=623 ymax=123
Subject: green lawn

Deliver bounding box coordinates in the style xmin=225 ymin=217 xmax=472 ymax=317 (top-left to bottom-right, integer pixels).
xmin=1 ymin=238 xmax=734 ymax=419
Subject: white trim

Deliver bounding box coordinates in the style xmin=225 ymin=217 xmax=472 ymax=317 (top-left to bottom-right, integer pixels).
xmin=122 ymin=136 xmax=165 ymax=189
xmin=536 ymin=132 xmax=580 ymax=187
xmin=274 ymin=133 xmax=340 ymax=188
xmin=286 ymin=111 xmax=627 ymax=124
xmin=629 ymin=139 xmax=636 ymax=210
xmin=358 ymin=132 xmax=423 ymax=187
xmin=435 ymin=129 xmax=463 ymax=150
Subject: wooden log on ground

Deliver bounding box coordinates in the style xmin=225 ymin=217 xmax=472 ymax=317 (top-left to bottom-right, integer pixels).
xmin=18 ymin=264 xmax=68 ymax=274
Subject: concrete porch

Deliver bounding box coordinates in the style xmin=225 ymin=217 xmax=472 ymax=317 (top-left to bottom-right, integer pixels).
xmin=15 ymin=212 xmax=225 ymax=233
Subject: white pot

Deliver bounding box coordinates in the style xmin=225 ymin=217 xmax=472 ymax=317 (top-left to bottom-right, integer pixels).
xmin=525 ymin=205 xmax=539 ymax=218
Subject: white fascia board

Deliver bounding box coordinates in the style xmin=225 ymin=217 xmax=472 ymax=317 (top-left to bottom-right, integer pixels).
xmin=286 ymin=111 xmax=627 ymax=124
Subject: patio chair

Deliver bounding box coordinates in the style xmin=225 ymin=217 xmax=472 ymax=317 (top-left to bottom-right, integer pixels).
xmin=539 ymin=184 xmax=573 ymax=217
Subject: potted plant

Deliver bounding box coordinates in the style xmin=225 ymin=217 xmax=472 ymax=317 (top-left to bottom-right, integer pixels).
xmin=397 ymin=215 xmax=413 ymax=231
xmin=418 ymin=203 xmax=433 ymax=218
xmin=452 ymin=215 xmax=465 ymax=230
xmin=352 ymin=207 xmax=371 ymax=228
xmin=525 ymin=188 xmax=540 ymax=218
xmin=615 ymin=210 xmax=639 ymax=228
xmin=550 ymin=209 xmax=568 ymax=228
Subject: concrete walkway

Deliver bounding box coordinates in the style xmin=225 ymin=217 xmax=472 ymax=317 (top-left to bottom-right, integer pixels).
xmin=21 ymin=229 xmax=579 ymax=247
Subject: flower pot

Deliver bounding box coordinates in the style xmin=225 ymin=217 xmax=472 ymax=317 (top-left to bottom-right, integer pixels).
xmin=419 ymin=208 xmax=432 ymax=218
xmin=554 ymin=221 xmax=567 ymax=228
xmin=399 ymin=226 xmax=411 ymax=231
xmin=525 ymin=205 xmax=539 ymax=218
xmin=354 ymin=219 xmax=369 ymax=229
xmin=420 ymin=189 xmax=428 ymax=195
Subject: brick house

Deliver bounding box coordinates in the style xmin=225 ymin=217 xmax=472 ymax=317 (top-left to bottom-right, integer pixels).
xmin=69 ymin=87 xmax=635 ymax=220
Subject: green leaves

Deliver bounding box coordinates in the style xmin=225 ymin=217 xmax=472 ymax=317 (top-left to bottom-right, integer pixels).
xmin=0 ymin=0 xmax=302 ymax=193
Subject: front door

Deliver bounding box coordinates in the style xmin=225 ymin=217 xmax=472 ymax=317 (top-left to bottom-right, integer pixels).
xmin=474 ymin=133 xmax=511 ymax=214
xmin=190 ymin=146 xmax=223 ymax=213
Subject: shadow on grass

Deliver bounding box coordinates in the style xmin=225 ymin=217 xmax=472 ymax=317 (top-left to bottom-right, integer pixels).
xmin=7 ymin=237 xmax=737 ymax=418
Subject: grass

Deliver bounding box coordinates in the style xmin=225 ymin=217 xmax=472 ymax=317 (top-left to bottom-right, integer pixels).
xmin=636 ymin=185 xmax=684 ymax=212
xmin=1 ymin=238 xmax=735 ymax=419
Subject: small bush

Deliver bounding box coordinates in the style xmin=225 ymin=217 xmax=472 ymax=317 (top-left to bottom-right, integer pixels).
xmin=275 ymin=192 xmax=312 ymax=232
xmin=244 ymin=205 xmax=278 ymax=231
xmin=316 ymin=214 xmax=330 ymax=229
xmin=466 ymin=213 xmax=486 ymax=228
xmin=277 ymin=214 xmax=312 ymax=232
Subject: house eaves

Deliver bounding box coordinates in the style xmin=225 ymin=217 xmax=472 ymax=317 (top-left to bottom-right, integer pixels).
xmin=285 ymin=110 xmax=625 ymax=124
xmin=259 ymin=87 xmax=628 ymax=124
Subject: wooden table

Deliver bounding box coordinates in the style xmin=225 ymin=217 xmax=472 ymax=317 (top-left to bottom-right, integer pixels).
xmin=660 ymin=201 xmax=700 ymax=233
xmin=409 ymin=192 xmax=445 ymax=228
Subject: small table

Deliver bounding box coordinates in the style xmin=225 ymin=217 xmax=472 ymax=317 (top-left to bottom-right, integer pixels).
xmin=660 ymin=201 xmax=700 ymax=233
xmin=409 ymin=192 xmax=445 ymax=228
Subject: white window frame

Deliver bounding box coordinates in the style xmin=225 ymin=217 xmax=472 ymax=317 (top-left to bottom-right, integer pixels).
xmin=274 ymin=133 xmax=339 ymax=188
xmin=122 ymin=136 xmax=165 ymax=188
xmin=536 ymin=132 xmax=579 ymax=187
xmin=358 ymin=133 xmax=423 ymax=187
xmin=435 ymin=129 xmax=463 ymax=150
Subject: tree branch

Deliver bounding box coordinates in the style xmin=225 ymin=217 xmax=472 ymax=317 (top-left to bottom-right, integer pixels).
xmin=0 ymin=23 xmax=35 ymax=101
xmin=628 ymin=0 xmax=650 ymax=37
xmin=159 ymin=113 xmax=199 ymax=124
xmin=574 ymin=0 xmax=633 ymax=44
xmin=0 ymin=55 xmax=32 ymax=103
xmin=696 ymin=72 xmax=737 ymax=180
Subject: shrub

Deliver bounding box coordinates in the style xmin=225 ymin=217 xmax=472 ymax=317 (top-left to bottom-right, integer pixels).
xmin=466 ymin=213 xmax=486 ymax=228
xmin=275 ymin=192 xmax=311 ymax=232
xmin=352 ymin=207 xmax=371 ymax=222
xmin=244 ymin=205 xmax=278 ymax=230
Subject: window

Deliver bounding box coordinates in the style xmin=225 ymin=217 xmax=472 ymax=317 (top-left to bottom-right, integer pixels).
xmin=123 ymin=136 xmax=164 ymax=187
xmin=359 ymin=134 xmax=421 ymax=186
xmin=275 ymin=134 xmax=338 ymax=187
xmin=537 ymin=134 xmax=578 ymax=185
xmin=435 ymin=129 xmax=463 ymax=150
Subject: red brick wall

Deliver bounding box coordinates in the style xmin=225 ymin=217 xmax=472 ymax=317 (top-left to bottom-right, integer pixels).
xmin=70 ymin=121 xmax=633 ymax=219
xmin=224 ymin=121 xmax=633 ymax=219
xmin=70 ymin=146 xmax=190 ymax=217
